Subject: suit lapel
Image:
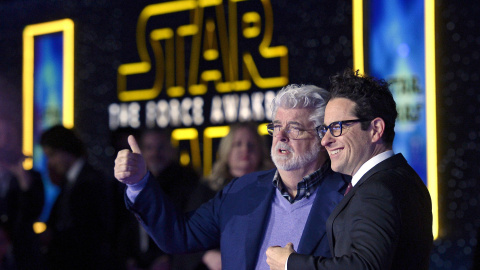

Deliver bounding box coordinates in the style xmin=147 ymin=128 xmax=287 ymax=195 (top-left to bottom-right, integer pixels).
xmin=326 ymin=154 xmax=404 ymax=255
xmin=244 ymin=170 xmax=277 ymax=268
xmin=298 ymin=172 xmax=347 ymax=254
xmin=326 ymin=179 xmax=358 ymax=255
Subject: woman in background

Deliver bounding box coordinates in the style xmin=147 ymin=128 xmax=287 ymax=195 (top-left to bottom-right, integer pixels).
xmin=205 ymin=121 xmax=274 ymax=192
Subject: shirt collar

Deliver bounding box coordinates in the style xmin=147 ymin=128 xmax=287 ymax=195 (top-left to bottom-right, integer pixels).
xmin=272 ymin=160 xmax=331 ymax=204
xmin=66 ymin=158 xmax=85 ymax=184
xmin=351 ymin=150 xmax=394 ymax=187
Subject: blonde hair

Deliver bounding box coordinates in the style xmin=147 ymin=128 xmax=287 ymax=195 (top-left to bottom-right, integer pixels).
xmin=205 ymin=122 xmax=273 ymax=191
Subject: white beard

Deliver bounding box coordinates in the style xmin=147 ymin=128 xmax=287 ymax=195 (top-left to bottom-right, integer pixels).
xmin=271 ymin=140 xmax=321 ymax=171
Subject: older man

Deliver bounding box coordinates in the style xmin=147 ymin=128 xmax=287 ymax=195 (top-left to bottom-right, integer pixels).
xmin=266 ymin=69 xmax=433 ymax=270
xmin=114 ymin=84 xmax=350 ymax=269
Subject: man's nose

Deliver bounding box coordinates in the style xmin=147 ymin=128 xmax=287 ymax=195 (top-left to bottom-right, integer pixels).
xmin=321 ymin=130 xmax=333 ymax=146
xmin=275 ymin=128 xmax=289 ymax=141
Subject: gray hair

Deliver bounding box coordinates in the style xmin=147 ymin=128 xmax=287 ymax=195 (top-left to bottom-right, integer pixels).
xmin=271 ymin=84 xmax=330 ymax=127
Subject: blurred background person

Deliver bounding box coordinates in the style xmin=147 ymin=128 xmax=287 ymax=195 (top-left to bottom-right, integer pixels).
xmin=140 ymin=128 xmax=200 ymax=210
xmin=40 ymin=125 xmax=116 ymax=270
xmin=0 ymin=223 xmax=15 ymax=269
xmin=204 ymin=122 xmax=274 ymax=192
xmin=172 ymin=122 xmax=274 ymax=270
xmin=0 ymin=116 xmax=44 ymax=269
xmin=116 ymin=127 xmax=200 ymax=270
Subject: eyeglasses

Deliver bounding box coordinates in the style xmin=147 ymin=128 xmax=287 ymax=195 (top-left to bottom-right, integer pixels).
xmin=318 ymin=119 xmax=370 ymax=138
xmin=266 ymin=123 xmax=321 ymax=139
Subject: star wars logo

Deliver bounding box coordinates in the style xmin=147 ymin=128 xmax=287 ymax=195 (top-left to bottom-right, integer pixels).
xmin=109 ymin=0 xmax=288 ymax=130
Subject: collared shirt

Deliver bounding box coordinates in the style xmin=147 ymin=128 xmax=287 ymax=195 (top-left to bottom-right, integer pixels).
xmin=272 ymin=160 xmax=331 ymax=204
xmin=351 ymin=150 xmax=394 ymax=187
xmin=66 ymin=158 xmax=85 ymax=186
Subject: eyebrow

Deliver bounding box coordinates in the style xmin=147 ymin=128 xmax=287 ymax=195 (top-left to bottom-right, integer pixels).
xmin=272 ymin=120 xmax=304 ymax=126
xmin=323 ymin=120 xmax=340 ymax=126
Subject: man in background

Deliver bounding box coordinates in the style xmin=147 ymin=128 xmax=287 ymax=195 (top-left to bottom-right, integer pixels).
xmin=40 ymin=125 xmax=116 ymax=269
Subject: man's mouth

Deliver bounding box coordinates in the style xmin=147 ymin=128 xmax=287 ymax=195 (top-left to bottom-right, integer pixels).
xmin=275 ymin=143 xmax=293 ymax=155
xmin=329 ymin=149 xmax=342 ymax=155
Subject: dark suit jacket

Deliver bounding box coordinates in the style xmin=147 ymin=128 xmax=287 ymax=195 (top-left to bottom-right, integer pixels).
xmin=126 ymin=167 xmax=349 ymax=269
xmin=289 ymin=154 xmax=433 ymax=270
xmin=0 ymin=170 xmax=44 ymax=269
xmin=47 ymin=163 xmax=116 ymax=269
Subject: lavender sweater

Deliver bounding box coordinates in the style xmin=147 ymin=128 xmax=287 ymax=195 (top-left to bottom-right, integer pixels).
xmin=255 ymin=187 xmax=318 ymax=269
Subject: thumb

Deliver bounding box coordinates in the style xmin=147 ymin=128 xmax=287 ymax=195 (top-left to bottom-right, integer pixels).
xmin=285 ymin=242 xmax=295 ymax=250
xmin=128 ymin=135 xmax=142 ymax=154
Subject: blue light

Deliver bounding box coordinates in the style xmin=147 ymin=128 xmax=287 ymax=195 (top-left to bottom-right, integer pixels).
xmin=397 ymin=43 xmax=410 ymax=58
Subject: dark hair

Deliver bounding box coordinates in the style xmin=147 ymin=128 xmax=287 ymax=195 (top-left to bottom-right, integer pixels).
xmin=40 ymin=125 xmax=86 ymax=157
xmin=329 ymin=68 xmax=397 ymax=146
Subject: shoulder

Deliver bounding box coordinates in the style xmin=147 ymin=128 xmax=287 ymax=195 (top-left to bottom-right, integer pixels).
xmin=325 ymin=169 xmax=351 ymax=184
xmin=242 ymin=168 xmax=277 ymax=179
xmin=220 ymin=168 xmax=276 ymax=193
xmin=355 ymin=160 xmax=428 ymax=206
xmin=233 ymin=168 xmax=276 ymax=183
xmin=360 ymin=154 xmax=419 ymax=186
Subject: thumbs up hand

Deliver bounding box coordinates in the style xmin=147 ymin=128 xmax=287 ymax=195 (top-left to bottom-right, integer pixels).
xmin=114 ymin=135 xmax=147 ymax=185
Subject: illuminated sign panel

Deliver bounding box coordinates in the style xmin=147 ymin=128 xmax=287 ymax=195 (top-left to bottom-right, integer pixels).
xmin=117 ymin=0 xmax=288 ymax=101
xmin=110 ymin=0 xmax=288 ymax=129
xmin=354 ymin=0 xmax=438 ymax=238
xmin=23 ymin=18 xmax=75 ymax=221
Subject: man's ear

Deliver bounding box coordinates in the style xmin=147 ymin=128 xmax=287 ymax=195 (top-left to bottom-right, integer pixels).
xmin=370 ymin=117 xmax=385 ymax=143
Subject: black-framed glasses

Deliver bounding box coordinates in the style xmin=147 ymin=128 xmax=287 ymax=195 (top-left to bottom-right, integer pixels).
xmin=318 ymin=119 xmax=370 ymax=138
xmin=266 ymin=123 xmax=321 ymax=139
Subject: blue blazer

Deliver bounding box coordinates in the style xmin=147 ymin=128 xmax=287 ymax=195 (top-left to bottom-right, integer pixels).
xmin=126 ymin=168 xmax=349 ymax=269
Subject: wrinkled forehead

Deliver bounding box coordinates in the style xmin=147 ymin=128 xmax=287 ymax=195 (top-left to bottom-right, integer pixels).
xmin=273 ymin=107 xmax=315 ymax=127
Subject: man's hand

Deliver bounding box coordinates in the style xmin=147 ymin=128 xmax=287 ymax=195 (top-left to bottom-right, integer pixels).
xmin=114 ymin=135 xmax=147 ymax=185
xmin=202 ymin=249 xmax=222 ymax=270
xmin=266 ymin=243 xmax=296 ymax=270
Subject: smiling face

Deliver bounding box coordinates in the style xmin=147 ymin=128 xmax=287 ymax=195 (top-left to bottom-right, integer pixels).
xmin=270 ymin=107 xmax=322 ymax=174
xmin=321 ymin=98 xmax=374 ymax=176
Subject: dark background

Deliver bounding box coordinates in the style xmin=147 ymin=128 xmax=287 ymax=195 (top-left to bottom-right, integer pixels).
xmin=0 ymin=0 xmax=479 ymax=269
